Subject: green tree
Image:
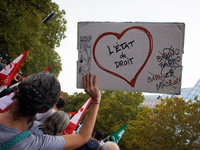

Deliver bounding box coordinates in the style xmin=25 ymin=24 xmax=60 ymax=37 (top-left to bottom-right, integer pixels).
xmin=122 ymin=97 xmax=200 ymax=150
xmin=121 ymin=106 xmax=154 ymax=149
xmin=64 ymin=92 xmax=90 ymax=113
xmin=0 ymin=0 xmax=66 ymax=76
xmin=95 ymin=91 xmax=144 ymax=138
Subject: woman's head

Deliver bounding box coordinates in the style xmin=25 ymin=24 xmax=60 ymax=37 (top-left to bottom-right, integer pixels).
xmin=40 ymin=111 xmax=69 ymax=136
xmin=12 ymin=72 xmax=61 ymax=118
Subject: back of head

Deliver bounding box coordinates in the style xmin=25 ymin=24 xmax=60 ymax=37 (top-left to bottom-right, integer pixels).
xmin=101 ymin=141 xmax=120 ymax=150
xmin=40 ymin=111 xmax=69 ymax=135
xmin=13 ymin=72 xmax=61 ymax=118
xmin=94 ymin=129 xmax=104 ymax=141
xmin=56 ymin=97 xmax=66 ymax=110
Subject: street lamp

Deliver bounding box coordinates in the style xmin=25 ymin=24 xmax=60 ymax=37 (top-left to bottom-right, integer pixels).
xmin=42 ymin=12 xmax=54 ymax=24
xmin=27 ymin=1 xmax=54 ymax=24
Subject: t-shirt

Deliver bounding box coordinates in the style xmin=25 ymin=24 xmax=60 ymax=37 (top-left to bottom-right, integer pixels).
xmin=29 ymin=121 xmax=43 ymax=134
xmin=0 ymin=123 xmax=65 ymax=150
xmin=74 ymin=138 xmax=100 ymax=150
xmin=36 ymin=109 xmax=56 ymax=122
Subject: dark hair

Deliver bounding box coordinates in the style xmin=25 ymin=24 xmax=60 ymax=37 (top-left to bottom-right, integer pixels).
xmin=39 ymin=111 xmax=69 ymax=136
xmin=56 ymin=97 xmax=66 ymax=110
xmin=94 ymin=129 xmax=104 ymax=140
xmin=12 ymin=72 xmax=61 ymax=119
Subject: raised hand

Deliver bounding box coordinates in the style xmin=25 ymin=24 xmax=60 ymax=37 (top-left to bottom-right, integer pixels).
xmin=83 ymin=73 xmax=101 ymax=103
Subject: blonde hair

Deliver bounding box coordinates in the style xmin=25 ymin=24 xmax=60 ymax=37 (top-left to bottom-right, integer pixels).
xmin=101 ymin=141 xmax=120 ymax=150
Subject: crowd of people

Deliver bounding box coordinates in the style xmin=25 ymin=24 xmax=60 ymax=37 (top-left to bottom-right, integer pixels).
xmin=0 ymin=57 xmax=10 ymax=67
xmin=0 ymin=68 xmax=120 ymax=150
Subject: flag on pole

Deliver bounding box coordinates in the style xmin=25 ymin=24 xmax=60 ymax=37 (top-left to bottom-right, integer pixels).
xmin=43 ymin=65 xmax=51 ymax=72
xmin=60 ymin=93 xmax=64 ymax=97
xmin=110 ymin=123 xmax=128 ymax=144
xmin=60 ymin=97 xmax=92 ymax=135
xmin=0 ymin=50 xmax=28 ymax=86
xmin=0 ymin=92 xmax=16 ymax=113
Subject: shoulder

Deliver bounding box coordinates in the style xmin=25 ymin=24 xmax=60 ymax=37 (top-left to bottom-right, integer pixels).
xmin=17 ymin=133 xmax=65 ymax=149
xmin=29 ymin=121 xmax=43 ymax=134
xmin=87 ymin=138 xmax=100 ymax=149
xmin=0 ymin=124 xmax=65 ymax=150
xmin=36 ymin=109 xmax=55 ymax=122
xmin=74 ymin=138 xmax=100 ymax=150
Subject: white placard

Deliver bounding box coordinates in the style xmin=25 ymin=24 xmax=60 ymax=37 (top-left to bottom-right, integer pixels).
xmin=77 ymin=22 xmax=185 ymax=94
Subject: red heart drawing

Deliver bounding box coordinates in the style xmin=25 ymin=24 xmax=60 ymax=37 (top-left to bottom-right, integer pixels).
xmin=93 ymin=26 xmax=153 ymax=87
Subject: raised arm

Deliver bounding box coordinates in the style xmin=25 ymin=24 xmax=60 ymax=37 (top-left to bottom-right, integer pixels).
xmin=62 ymin=73 xmax=101 ymax=150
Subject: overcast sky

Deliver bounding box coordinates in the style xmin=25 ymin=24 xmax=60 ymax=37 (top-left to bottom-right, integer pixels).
xmin=53 ymin=0 xmax=200 ymax=95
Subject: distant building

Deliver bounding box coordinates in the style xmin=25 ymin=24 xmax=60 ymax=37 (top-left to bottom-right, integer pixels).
xmin=142 ymin=78 xmax=200 ymax=108
xmin=161 ymin=87 xmax=192 ymax=100
xmin=140 ymin=99 xmax=161 ymax=109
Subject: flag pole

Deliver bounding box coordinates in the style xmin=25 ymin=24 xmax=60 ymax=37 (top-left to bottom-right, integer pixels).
xmin=102 ymin=135 xmax=110 ymax=142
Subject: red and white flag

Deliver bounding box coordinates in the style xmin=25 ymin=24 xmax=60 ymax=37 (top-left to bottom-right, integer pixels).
xmin=60 ymin=97 xmax=92 ymax=135
xmin=43 ymin=65 xmax=51 ymax=72
xmin=0 ymin=50 xmax=28 ymax=86
xmin=60 ymin=93 xmax=64 ymax=97
xmin=0 ymin=92 xmax=16 ymax=113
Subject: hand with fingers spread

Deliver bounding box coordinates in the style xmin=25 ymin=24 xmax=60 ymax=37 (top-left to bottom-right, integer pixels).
xmin=83 ymin=73 xmax=101 ymax=104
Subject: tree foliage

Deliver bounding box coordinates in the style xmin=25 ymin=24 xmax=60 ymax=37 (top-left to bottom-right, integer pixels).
xmin=64 ymin=92 xmax=90 ymax=113
xmin=64 ymin=91 xmax=200 ymax=149
xmin=122 ymin=97 xmax=200 ymax=150
xmin=64 ymin=90 xmax=144 ymax=149
xmin=94 ymin=91 xmax=144 ymax=137
xmin=0 ymin=0 xmax=67 ymax=76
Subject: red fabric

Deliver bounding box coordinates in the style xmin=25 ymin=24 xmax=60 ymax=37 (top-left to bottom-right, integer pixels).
xmin=0 ymin=92 xmax=16 ymax=113
xmin=67 ymin=112 xmax=75 ymax=115
xmin=60 ymin=97 xmax=92 ymax=135
xmin=43 ymin=65 xmax=51 ymax=72
xmin=60 ymin=93 xmax=64 ymax=97
xmin=18 ymin=75 xmax=26 ymax=81
xmin=60 ymin=122 xmax=76 ymax=135
xmin=0 ymin=100 xmax=16 ymax=113
xmin=0 ymin=50 xmax=28 ymax=86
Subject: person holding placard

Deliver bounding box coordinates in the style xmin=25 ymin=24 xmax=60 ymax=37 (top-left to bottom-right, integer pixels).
xmin=0 ymin=72 xmax=101 ymax=150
